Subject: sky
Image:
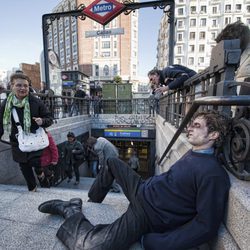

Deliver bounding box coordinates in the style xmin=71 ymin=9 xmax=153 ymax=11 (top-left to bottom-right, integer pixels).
xmin=0 ymin=0 xmax=163 ymax=77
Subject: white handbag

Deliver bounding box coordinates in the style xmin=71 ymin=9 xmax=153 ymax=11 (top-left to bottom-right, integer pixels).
xmin=12 ymin=108 xmax=49 ymax=152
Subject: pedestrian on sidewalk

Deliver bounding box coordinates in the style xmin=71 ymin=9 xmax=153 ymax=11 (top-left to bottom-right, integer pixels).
xmin=86 ymin=136 xmax=121 ymax=193
xmin=148 ymin=84 xmax=160 ymax=116
xmin=69 ymin=85 xmax=86 ymax=116
xmin=128 ymin=150 xmax=140 ymax=172
xmin=86 ymin=145 xmax=99 ymax=178
xmin=63 ymin=132 xmax=84 ymax=185
xmin=39 ymin=131 xmax=59 ymax=187
xmin=93 ymin=94 xmax=101 ymax=118
xmin=0 ymin=72 xmax=53 ymax=192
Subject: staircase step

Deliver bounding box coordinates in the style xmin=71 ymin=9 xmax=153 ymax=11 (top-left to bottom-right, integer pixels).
xmin=0 ymin=171 xmax=248 ymax=250
xmin=56 ymin=176 xmax=95 ymax=191
xmin=0 ymin=183 xmax=139 ymax=250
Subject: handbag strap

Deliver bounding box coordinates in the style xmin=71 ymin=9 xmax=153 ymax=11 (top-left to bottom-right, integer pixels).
xmin=12 ymin=108 xmax=21 ymax=126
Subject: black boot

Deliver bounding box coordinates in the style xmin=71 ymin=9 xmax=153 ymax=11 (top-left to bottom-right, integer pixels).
xmin=38 ymin=198 xmax=82 ymax=219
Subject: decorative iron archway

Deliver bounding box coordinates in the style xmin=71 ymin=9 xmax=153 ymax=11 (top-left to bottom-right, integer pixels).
xmin=42 ymin=0 xmax=175 ymax=89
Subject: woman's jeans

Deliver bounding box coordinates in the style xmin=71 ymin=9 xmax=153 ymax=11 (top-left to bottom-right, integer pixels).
xmin=90 ymin=160 xmax=98 ymax=177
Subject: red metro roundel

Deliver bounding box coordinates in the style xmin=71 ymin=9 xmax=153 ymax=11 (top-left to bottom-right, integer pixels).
xmin=83 ymin=0 xmax=125 ymax=25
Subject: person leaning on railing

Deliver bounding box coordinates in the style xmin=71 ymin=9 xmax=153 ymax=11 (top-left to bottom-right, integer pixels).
xmin=148 ymin=64 xmax=197 ymax=94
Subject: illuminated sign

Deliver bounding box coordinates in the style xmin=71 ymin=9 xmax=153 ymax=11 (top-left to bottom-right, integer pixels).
xmin=62 ymin=81 xmax=75 ymax=87
xmin=104 ymin=129 xmax=148 ymax=138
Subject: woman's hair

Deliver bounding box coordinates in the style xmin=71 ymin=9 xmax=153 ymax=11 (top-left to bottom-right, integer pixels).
xmin=215 ymin=21 xmax=250 ymax=52
xmin=192 ymin=110 xmax=231 ymax=148
xmin=10 ymin=72 xmax=31 ymax=85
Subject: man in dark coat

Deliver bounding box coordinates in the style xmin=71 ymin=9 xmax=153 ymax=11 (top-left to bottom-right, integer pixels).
xmin=70 ymin=85 xmax=86 ymax=116
xmin=63 ymin=132 xmax=84 ymax=185
xmin=148 ymin=64 xmax=196 ymax=93
xmin=38 ymin=110 xmax=231 ymax=250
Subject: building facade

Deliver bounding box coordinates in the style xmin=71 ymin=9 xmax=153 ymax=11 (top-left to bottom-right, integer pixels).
xmin=21 ymin=63 xmax=41 ymax=91
xmin=157 ymin=0 xmax=250 ymax=72
xmin=47 ymin=0 xmax=138 ymax=93
xmin=156 ymin=14 xmax=170 ymax=69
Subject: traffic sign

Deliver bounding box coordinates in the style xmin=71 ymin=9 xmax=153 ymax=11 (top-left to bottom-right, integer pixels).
xmin=62 ymin=74 xmax=68 ymax=80
xmin=83 ymin=0 xmax=125 ymax=25
xmin=85 ymin=28 xmax=124 ymax=38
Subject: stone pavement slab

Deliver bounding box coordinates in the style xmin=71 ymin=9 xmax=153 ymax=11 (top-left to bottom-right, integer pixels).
xmin=0 ymin=182 xmax=141 ymax=250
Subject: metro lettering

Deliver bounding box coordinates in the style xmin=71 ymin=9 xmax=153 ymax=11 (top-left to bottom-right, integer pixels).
xmin=93 ymin=3 xmax=113 ymax=13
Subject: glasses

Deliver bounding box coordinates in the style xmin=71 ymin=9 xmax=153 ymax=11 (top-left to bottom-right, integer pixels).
xmin=14 ymin=84 xmax=29 ymax=89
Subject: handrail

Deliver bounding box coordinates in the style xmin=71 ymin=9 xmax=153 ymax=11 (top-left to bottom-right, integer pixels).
xmin=0 ymin=139 xmax=11 ymax=145
xmin=158 ymin=95 xmax=250 ymax=165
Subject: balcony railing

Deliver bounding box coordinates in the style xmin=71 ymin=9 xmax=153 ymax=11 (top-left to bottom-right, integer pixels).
xmin=0 ymin=92 xmax=153 ymax=120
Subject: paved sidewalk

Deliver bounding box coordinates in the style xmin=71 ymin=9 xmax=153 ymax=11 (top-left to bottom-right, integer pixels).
xmin=0 ymin=179 xmax=141 ymax=250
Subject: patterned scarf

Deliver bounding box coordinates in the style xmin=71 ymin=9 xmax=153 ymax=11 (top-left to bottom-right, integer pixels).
xmin=3 ymin=92 xmax=31 ymax=133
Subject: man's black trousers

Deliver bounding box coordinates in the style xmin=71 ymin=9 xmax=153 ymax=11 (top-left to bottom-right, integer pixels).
xmin=56 ymin=157 xmax=150 ymax=250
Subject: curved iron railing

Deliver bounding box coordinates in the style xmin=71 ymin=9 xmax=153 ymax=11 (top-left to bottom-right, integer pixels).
xmin=158 ymin=95 xmax=250 ymax=180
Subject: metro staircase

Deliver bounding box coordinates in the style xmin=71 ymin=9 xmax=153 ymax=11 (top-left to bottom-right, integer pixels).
xmin=0 ymin=173 xmax=248 ymax=249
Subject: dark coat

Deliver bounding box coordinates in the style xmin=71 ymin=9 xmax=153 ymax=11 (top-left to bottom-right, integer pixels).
xmin=74 ymin=89 xmax=86 ymax=99
xmin=160 ymin=64 xmax=196 ymax=90
xmin=64 ymin=140 xmax=84 ymax=165
xmin=74 ymin=90 xmax=86 ymax=105
xmin=0 ymin=94 xmax=53 ymax=163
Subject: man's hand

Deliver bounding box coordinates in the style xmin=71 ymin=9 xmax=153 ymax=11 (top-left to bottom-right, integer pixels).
xmin=155 ymin=85 xmax=169 ymax=94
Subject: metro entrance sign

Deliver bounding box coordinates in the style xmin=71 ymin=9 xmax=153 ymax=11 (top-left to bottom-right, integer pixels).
xmin=83 ymin=0 xmax=125 ymax=25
